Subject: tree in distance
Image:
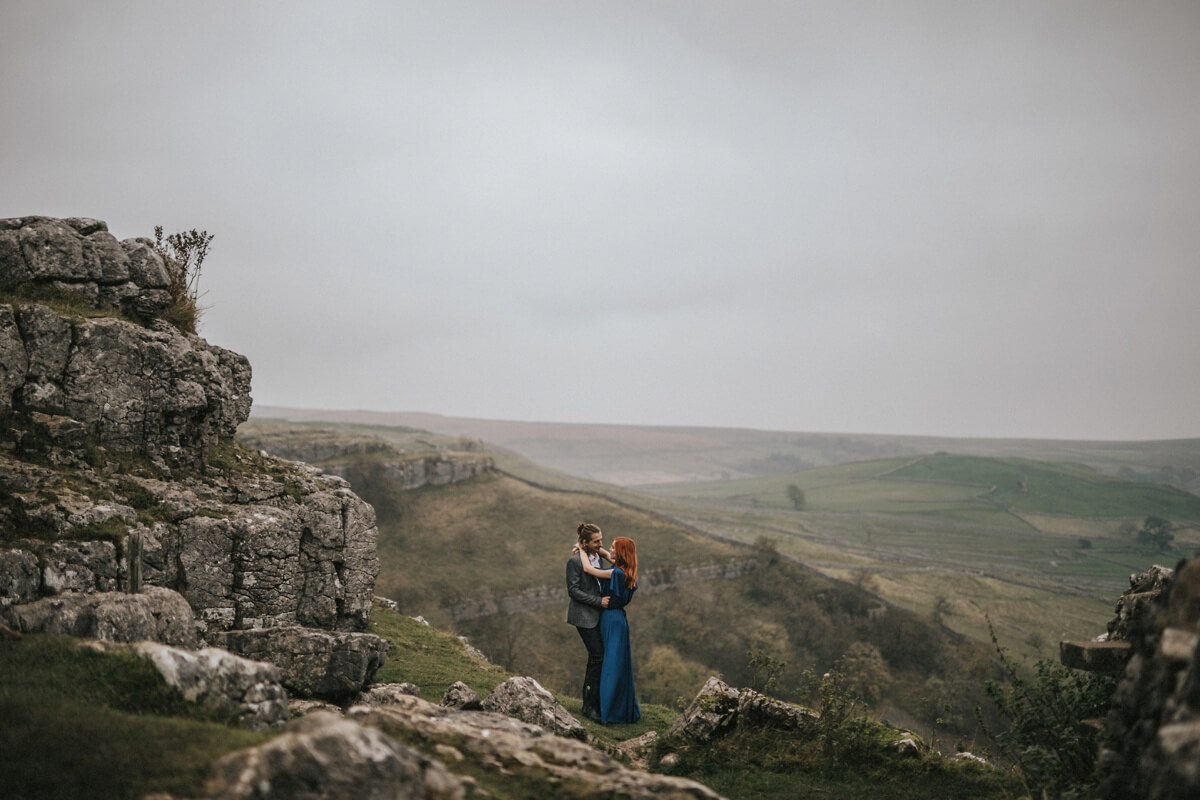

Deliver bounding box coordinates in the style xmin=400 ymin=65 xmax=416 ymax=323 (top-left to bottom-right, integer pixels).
xmin=1137 ymin=515 xmax=1175 ymax=552
xmin=786 ymin=483 xmax=806 ymax=511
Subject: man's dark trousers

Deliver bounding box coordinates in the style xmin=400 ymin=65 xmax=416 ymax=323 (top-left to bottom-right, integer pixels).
xmin=577 ymin=624 xmax=604 ymax=716
xmin=566 ymin=550 xmax=607 ymax=719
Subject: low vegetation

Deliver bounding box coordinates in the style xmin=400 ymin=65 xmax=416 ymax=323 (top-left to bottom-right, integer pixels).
xmin=981 ymin=620 xmax=1116 ymax=799
xmin=152 ymin=225 xmax=212 ymax=334
xmin=657 ymin=725 xmax=1022 ymax=800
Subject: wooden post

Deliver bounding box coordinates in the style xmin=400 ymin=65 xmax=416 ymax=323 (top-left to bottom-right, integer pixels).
xmin=126 ymin=531 xmax=142 ymax=594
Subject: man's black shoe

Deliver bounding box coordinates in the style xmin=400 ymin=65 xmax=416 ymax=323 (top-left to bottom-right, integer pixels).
xmin=584 ymin=709 xmax=603 ymax=723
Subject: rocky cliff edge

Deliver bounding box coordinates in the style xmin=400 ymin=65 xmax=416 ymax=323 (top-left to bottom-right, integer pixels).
xmin=0 ymin=216 xmax=379 ymax=645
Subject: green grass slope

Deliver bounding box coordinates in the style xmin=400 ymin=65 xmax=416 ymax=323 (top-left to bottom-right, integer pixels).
xmin=632 ymin=454 xmax=1200 ymax=662
xmin=0 ymin=635 xmax=270 ymax=800
xmin=365 ymin=470 xmax=743 ymax=623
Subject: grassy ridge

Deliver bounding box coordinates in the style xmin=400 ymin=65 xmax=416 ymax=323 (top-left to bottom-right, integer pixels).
xmin=890 ymin=454 xmax=1200 ymax=519
xmin=630 ymin=454 xmax=1199 ymax=661
xmin=367 ymin=471 xmax=742 ymax=624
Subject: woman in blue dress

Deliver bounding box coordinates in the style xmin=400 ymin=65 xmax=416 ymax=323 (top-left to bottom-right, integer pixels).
xmin=579 ymin=536 xmax=641 ymax=724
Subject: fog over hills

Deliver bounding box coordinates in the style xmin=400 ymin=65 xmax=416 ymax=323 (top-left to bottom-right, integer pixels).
xmin=252 ymin=406 xmax=1200 ymax=490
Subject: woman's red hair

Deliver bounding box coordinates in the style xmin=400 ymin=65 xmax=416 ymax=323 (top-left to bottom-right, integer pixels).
xmin=610 ymin=537 xmax=638 ymax=588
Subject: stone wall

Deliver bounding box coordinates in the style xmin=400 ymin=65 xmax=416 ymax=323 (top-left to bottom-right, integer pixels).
xmin=1097 ymin=557 xmax=1200 ymax=800
xmin=239 ymin=428 xmax=495 ymax=491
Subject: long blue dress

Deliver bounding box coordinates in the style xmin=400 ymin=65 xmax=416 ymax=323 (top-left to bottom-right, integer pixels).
xmin=598 ymin=567 xmax=640 ymax=724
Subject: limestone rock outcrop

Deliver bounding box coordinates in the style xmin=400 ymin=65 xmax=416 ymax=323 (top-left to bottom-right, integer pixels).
xmin=209 ymin=626 xmax=389 ymax=702
xmin=90 ymin=639 xmax=290 ymax=729
xmin=1098 ymin=558 xmax=1200 ymax=800
xmin=1108 ymin=563 xmax=1175 ymax=641
xmin=0 ymin=586 xmax=198 ymax=647
xmin=665 ymin=676 xmax=741 ymax=744
xmin=736 ymin=686 xmax=818 ymax=731
xmin=0 ymin=450 xmax=379 ymax=635
xmin=356 ymin=682 xmax=422 ymax=706
xmin=346 ymin=696 xmax=725 ymax=799
xmin=201 ymin=711 xmax=467 ymax=800
xmin=441 ymin=680 xmax=483 ymax=710
xmin=239 ymin=426 xmax=494 ymax=491
xmin=0 ymin=216 xmax=379 ymax=663
xmin=0 ymin=217 xmax=250 ymax=469
xmin=479 ymin=675 xmax=586 ymax=740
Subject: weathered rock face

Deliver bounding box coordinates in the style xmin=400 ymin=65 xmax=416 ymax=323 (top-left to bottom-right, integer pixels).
xmin=663 ymin=678 xmax=821 ymax=744
xmin=1 ymin=217 xmax=251 ymax=469
xmin=1108 ymin=563 xmax=1175 ymax=641
xmin=440 ymin=680 xmax=482 ymax=711
xmin=0 ymin=585 xmax=199 ymax=647
xmin=202 ymin=711 xmax=467 ymax=800
xmin=665 ymin=676 xmax=741 ymax=744
xmin=239 ymin=427 xmax=495 ymax=492
xmin=479 ymin=675 xmax=586 ymax=740
xmin=209 ymin=626 xmax=389 ymax=703
xmin=0 ymin=456 xmax=379 ymax=635
xmin=0 ymin=216 xmax=380 ymax=639
xmin=347 ymin=696 xmax=726 ymax=799
xmin=736 ymin=687 xmax=818 ymax=731
xmin=351 ymin=453 xmax=493 ymax=491
xmin=90 ymin=639 xmax=291 ymax=729
xmin=357 ymin=682 xmax=422 ymax=706
xmin=1098 ymin=557 xmax=1200 ymax=800
xmin=236 ymin=429 xmax=395 ymax=465
xmin=0 ymin=216 xmax=168 ymax=298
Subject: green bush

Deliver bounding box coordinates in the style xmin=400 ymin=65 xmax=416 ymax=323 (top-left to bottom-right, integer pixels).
xmin=982 ymin=619 xmax=1115 ymax=799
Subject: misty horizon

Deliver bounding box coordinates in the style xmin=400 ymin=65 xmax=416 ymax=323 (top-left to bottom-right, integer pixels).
xmin=4 ymin=2 xmax=1198 ymax=442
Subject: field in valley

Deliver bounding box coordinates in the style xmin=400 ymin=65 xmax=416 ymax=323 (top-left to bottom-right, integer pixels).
xmin=623 ymin=453 xmax=1200 ymax=660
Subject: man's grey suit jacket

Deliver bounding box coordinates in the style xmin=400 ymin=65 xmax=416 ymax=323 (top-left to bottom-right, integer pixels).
xmin=566 ymin=552 xmax=605 ymax=628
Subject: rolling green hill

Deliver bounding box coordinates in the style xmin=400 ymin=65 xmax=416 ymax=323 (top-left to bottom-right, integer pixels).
xmin=630 ymin=454 xmax=1200 ymax=662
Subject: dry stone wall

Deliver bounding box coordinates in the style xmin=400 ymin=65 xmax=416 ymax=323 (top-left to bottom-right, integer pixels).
xmin=1098 ymin=557 xmax=1200 ymax=800
xmin=239 ymin=428 xmax=495 ymax=491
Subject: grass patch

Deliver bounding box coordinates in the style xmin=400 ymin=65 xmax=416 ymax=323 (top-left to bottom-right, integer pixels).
xmin=890 ymin=454 xmax=1200 ymax=520
xmin=0 ymin=634 xmax=269 ymax=800
xmin=0 ymin=285 xmax=125 ymax=321
xmin=657 ymin=724 xmax=1024 ymax=800
xmin=368 ymin=606 xmax=508 ymax=702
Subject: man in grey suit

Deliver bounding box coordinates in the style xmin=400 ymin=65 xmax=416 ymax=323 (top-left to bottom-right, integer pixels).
xmin=567 ymin=522 xmax=609 ymax=723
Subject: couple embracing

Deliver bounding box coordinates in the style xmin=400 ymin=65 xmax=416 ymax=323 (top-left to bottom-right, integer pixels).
xmin=565 ymin=522 xmax=641 ymax=725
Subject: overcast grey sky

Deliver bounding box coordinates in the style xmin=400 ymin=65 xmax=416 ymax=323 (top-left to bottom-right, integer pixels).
xmin=3 ymin=1 xmax=1197 ymax=440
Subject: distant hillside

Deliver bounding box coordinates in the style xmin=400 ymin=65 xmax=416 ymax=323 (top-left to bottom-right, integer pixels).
xmin=252 ymin=406 xmax=1200 ymax=492
xmin=312 ymin=449 xmax=1005 ymax=743
xmin=629 ymin=453 xmax=1200 ymax=665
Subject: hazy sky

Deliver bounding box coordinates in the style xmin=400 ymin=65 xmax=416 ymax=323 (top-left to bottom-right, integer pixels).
xmin=3 ymin=1 xmax=1198 ymax=441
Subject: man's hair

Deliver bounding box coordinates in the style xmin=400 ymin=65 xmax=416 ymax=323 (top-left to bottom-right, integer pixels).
xmin=577 ymin=522 xmax=601 ymax=544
